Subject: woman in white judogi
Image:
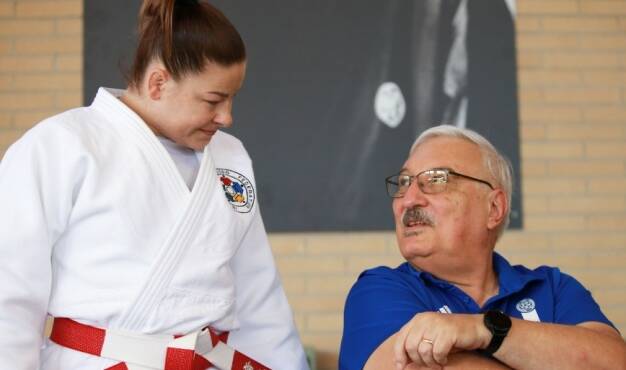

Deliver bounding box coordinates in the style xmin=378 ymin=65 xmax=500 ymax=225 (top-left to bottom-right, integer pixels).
xmin=0 ymin=1 xmax=308 ymax=369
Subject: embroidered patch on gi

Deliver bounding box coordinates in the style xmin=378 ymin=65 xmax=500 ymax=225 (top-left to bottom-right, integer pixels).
xmin=515 ymin=298 xmax=535 ymax=313
xmin=217 ymin=168 xmax=255 ymax=213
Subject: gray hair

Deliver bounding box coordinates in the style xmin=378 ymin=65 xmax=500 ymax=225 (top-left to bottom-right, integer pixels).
xmin=410 ymin=124 xmax=513 ymax=239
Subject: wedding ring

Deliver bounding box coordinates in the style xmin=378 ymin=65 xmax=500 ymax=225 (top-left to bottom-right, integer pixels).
xmin=421 ymin=338 xmax=434 ymax=345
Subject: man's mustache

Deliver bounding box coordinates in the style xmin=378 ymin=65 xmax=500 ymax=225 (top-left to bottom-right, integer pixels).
xmin=402 ymin=207 xmax=434 ymax=227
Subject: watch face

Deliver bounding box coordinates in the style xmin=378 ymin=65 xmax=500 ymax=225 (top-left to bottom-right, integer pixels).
xmin=487 ymin=310 xmax=511 ymax=330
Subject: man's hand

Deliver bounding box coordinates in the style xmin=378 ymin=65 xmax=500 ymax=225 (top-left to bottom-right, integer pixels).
xmin=393 ymin=312 xmax=491 ymax=369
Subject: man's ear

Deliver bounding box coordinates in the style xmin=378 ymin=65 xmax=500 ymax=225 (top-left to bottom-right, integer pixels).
xmin=146 ymin=68 xmax=170 ymax=101
xmin=487 ymin=189 xmax=508 ymax=231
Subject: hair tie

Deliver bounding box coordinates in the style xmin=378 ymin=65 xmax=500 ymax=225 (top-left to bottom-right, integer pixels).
xmin=176 ymin=0 xmax=198 ymax=6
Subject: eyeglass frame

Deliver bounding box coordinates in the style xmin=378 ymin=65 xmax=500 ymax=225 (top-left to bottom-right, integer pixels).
xmin=385 ymin=167 xmax=495 ymax=198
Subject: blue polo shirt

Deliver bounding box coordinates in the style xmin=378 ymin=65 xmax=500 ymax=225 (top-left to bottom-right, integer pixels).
xmin=339 ymin=252 xmax=615 ymax=370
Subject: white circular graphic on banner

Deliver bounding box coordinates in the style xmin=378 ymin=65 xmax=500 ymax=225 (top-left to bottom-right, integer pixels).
xmin=374 ymin=82 xmax=406 ymax=129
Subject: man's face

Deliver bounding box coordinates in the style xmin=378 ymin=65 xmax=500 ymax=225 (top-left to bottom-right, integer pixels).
xmin=392 ymin=136 xmax=494 ymax=265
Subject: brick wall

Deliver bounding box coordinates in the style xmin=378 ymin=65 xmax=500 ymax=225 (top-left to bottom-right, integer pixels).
xmin=1 ymin=1 xmax=626 ymax=369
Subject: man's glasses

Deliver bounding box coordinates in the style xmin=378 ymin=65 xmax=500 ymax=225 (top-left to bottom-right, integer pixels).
xmin=385 ymin=168 xmax=494 ymax=198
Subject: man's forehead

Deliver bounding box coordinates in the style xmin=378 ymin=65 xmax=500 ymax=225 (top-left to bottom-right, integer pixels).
xmin=403 ymin=137 xmax=482 ymax=172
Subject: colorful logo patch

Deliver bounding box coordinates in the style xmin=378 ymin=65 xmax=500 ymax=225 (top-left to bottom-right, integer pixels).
xmin=217 ymin=168 xmax=255 ymax=213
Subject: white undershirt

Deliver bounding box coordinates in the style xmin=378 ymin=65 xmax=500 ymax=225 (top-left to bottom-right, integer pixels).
xmin=157 ymin=136 xmax=200 ymax=190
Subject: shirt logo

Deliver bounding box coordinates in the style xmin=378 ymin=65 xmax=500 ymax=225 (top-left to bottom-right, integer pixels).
xmin=515 ymin=298 xmax=535 ymax=313
xmin=438 ymin=305 xmax=452 ymax=314
xmin=217 ymin=168 xmax=255 ymax=213
xmin=516 ymin=298 xmax=541 ymax=322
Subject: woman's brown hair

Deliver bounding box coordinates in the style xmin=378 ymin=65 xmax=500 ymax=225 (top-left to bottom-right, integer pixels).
xmin=128 ymin=0 xmax=246 ymax=87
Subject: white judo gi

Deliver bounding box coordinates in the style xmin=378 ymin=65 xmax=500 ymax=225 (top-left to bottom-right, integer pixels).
xmin=0 ymin=88 xmax=309 ymax=370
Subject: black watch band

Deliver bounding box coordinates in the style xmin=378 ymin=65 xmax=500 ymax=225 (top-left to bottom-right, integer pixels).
xmin=483 ymin=310 xmax=511 ymax=355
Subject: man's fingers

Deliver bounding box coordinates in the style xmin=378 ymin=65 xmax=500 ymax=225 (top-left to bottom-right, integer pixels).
xmin=393 ymin=323 xmax=411 ymax=369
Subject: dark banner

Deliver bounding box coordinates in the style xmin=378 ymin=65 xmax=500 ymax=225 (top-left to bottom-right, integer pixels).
xmin=85 ymin=0 xmax=522 ymax=232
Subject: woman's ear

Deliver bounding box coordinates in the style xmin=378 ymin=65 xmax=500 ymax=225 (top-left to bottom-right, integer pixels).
xmin=487 ymin=189 xmax=508 ymax=232
xmin=146 ymin=67 xmax=170 ymax=100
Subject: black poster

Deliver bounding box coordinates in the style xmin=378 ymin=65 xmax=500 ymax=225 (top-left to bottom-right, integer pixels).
xmin=85 ymin=0 xmax=522 ymax=232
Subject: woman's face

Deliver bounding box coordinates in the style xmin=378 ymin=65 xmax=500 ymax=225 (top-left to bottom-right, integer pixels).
xmin=148 ymin=61 xmax=246 ymax=150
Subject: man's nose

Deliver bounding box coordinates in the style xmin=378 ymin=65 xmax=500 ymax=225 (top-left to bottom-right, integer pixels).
xmin=401 ymin=179 xmax=428 ymax=208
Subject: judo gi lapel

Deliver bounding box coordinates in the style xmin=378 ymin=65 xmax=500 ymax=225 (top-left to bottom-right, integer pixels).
xmin=116 ymin=143 xmax=232 ymax=331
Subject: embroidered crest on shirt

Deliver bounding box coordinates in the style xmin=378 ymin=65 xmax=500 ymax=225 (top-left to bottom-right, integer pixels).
xmin=217 ymin=168 xmax=255 ymax=213
xmin=516 ymin=298 xmax=541 ymax=322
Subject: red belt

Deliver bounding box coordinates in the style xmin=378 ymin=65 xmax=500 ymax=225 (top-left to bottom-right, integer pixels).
xmin=49 ymin=317 xmax=270 ymax=370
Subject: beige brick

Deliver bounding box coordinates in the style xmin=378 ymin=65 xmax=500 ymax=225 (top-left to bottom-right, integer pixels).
xmin=575 ymin=271 xmax=626 ymax=290
xmin=584 ymin=252 xmax=626 ymax=269
xmin=549 ymin=196 xmax=625 ymax=213
xmin=541 ymin=16 xmax=620 ymax=32
xmin=301 ymin=333 xmax=342 ymax=353
xmin=588 ymin=178 xmax=626 ymax=194
xmin=505 ymin=253 xmax=588 ymax=270
xmin=0 ymin=129 xmax=24 ymax=151
xmin=498 ymin=231 xmax=550 ymax=250
xmin=545 ymin=53 xmax=620 ymax=68
xmin=517 ymin=51 xmax=543 ymax=68
xmin=522 ymin=160 xmax=547 ymax=176
xmin=585 ymin=142 xmax=626 ymax=158
xmin=595 ymin=290 xmax=626 ymax=306
xmin=55 ymin=19 xmax=81 ymax=35
xmin=0 ymin=92 xmax=54 ymax=110
xmin=15 ymin=1 xmax=82 ymax=18
xmin=276 ymin=257 xmax=345 ymax=275
xmin=0 ymin=56 xmax=54 ymax=72
xmin=13 ymin=110 xmax=57 ymax=129
xmin=347 ymin=255 xmax=406 ymax=273
xmin=520 ymin=124 xmax=546 ymax=141
xmin=548 ymin=160 xmax=624 ymax=176
xmin=0 ymin=75 xmax=12 ymax=91
xmin=518 ymin=88 xmax=544 ymax=103
xmin=546 ymin=124 xmax=625 ymax=140
xmin=280 ymin=277 xmax=305 ymax=295
xmin=518 ymin=1 xmax=580 ymax=14
xmin=268 ymin=233 xmax=306 ymax=255
xmin=15 ymin=36 xmax=81 ymax=54
xmin=522 ymin=196 xmax=550 ymax=214
xmin=551 ymin=232 xmax=626 ymax=250
xmin=306 ymin=232 xmax=388 ymax=255
xmin=519 ymin=107 xmax=583 ymax=124
xmin=524 ymin=216 xmax=586 ymax=231
xmin=522 ymin=142 xmax=584 ymax=159
xmin=544 ymin=88 xmax=621 ymax=104
xmin=0 ymin=20 xmax=54 ymax=36
xmin=580 ymin=2 xmax=626 ymax=15
xmin=580 ymin=35 xmax=626 ymax=50
xmin=583 ymin=107 xmax=626 ymax=123
xmin=518 ymin=70 xmax=581 ymax=86
xmin=289 ymin=296 xmax=345 ymax=312
xmin=587 ymin=215 xmax=626 ymax=231
xmin=583 ymin=71 xmax=626 ymax=86
xmin=0 ymin=39 xmax=12 ymax=54
xmin=523 ymin=178 xmax=586 ymax=195
xmin=13 ymin=73 xmax=80 ymax=91
xmin=55 ymin=55 xmax=81 ymax=72
xmin=517 ymin=34 xmax=579 ymax=50
xmin=0 ymin=2 xmax=14 ymax=17
xmin=0 ymin=112 xmax=12 ymax=128
xmin=55 ymin=91 xmax=82 ymax=110
xmin=306 ymin=313 xmax=342 ymax=332
xmin=516 ymin=17 xmax=542 ymax=32
xmin=306 ymin=276 xmax=355 ymax=295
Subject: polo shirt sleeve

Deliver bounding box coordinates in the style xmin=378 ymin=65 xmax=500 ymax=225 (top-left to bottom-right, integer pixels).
xmin=552 ymin=269 xmax=615 ymax=329
xmin=339 ymin=266 xmax=430 ymax=370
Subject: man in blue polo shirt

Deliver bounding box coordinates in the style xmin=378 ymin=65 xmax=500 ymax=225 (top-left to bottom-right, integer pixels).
xmin=339 ymin=125 xmax=626 ymax=369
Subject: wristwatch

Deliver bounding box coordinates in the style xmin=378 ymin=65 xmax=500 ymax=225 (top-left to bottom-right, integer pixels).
xmin=483 ymin=310 xmax=511 ymax=354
